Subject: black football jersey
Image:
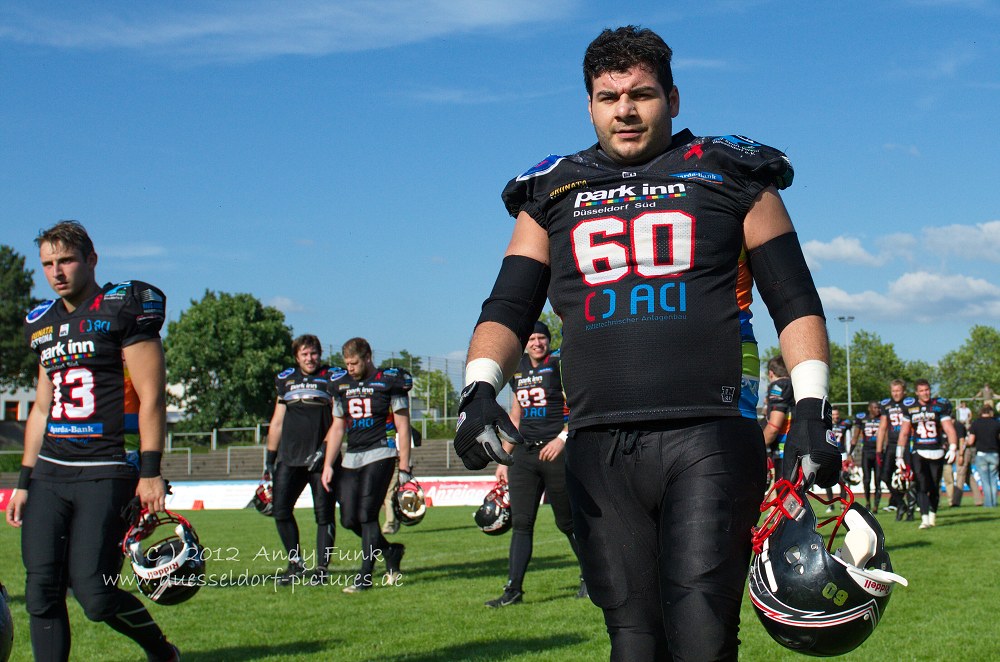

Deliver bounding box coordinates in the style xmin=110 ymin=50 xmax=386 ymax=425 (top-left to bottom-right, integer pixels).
xmin=855 ymin=412 xmax=880 ymax=452
xmin=502 ymin=130 xmax=794 ymax=428
xmin=23 ymin=280 xmax=165 ymax=480
xmin=274 ymin=365 xmax=336 ymax=465
xmin=509 ymin=352 xmax=566 ymax=443
xmin=879 ymin=397 xmax=907 ymax=444
xmin=331 ymin=368 xmax=412 ymax=454
xmin=901 ymin=397 xmax=953 ymax=453
xmin=832 ymin=418 xmax=853 ymax=453
xmin=765 ymin=377 xmax=794 ymax=455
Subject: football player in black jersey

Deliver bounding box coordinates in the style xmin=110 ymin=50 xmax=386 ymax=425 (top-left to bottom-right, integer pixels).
xmin=896 ymin=379 xmax=958 ymax=529
xmin=6 ymin=221 xmax=179 ymax=661
xmin=265 ymin=334 xmax=340 ymax=584
xmin=321 ymin=338 xmax=413 ymax=592
xmin=762 ymin=356 xmax=793 ymax=481
xmin=486 ymin=321 xmax=585 ymax=608
xmin=452 ymin=26 xmax=834 ymax=660
xmin=876 ymin=379 xmax=909 ymax=517
xmin=856 ymin=401 xmax=882 ymax=512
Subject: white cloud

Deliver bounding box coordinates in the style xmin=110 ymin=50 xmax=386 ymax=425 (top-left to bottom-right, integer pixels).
xmin=923 ymin=220 xmax=1000 ymax=262
xmin=802 ymin=236 xmax=888 ymax=269
xmin=820 ymin=271 xmax=1000 ymax=323
xmin=267 ymin=296 xmax=305 ymax=313
xmin=0 ymin=0 xmax=575 ymax=62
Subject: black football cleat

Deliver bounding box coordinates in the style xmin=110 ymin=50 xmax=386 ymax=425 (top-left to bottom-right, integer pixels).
xmin=485 ymin=585 xmax=523 ymax=608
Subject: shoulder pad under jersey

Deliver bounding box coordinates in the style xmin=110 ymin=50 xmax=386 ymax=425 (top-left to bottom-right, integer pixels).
xmin=903 ymin=397 xmax=916 ymax=406
xmin=691 ymin=134 xmax=793 ymax=190
xmin=277 ymin=367 xmax=295 ymax=379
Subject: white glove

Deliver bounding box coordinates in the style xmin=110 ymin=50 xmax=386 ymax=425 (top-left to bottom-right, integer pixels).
xmin=945 ymin=444 xmax=957 ymax=464
xmin=896 ymin=457 xmax=907 ymax=472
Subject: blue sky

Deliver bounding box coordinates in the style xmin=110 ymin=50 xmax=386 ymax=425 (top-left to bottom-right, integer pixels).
xmin=3 ymin=0 xmax=999 ymax=368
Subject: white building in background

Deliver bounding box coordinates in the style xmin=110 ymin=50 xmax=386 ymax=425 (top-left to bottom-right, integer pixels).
xmin=1 ymin=386 xmax=33 ymax=421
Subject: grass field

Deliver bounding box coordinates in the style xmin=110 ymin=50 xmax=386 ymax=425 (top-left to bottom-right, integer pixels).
xmin=2 ymin=500 xmax=999 ymax=661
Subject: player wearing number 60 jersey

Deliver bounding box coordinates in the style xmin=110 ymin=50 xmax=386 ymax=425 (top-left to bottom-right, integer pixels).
xmin=8 ymin=221 xmax=179 ymax=661
xmin=454 ymin=27 xmax=833 ymax=660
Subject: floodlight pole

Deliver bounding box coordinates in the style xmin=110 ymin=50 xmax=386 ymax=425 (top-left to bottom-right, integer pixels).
xmin=837 ymin=316 xmax=855 ymax=416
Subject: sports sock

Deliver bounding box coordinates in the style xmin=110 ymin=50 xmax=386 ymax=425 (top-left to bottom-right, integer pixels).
xmin=508 ymin=530 xmax=533 ymax=592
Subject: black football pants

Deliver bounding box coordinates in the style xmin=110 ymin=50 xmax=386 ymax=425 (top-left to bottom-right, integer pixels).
xmin=272 ymin=459 xmax=338 ymax=566
xmin=912 ymin=453 xmax=944 ymax=515
xmin=338 ymin=458 xmax=396 ymax=583
xmin=505 ymin=443 xmax=578 ymax=592
xmin=22 ymin=477 xmax=170 ymax=661
xmin=566 ymin=417 xmax=766 ymax=662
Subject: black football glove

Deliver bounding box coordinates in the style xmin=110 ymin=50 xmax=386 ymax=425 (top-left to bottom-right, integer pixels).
xmin=453 ymin=382 xmax=523 ymax=470
xmin=790 ymin=397 xmax=839 ymax=488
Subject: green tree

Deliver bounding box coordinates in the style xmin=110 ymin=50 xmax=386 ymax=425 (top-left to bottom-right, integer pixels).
xmin=538 ymin=309 xmax=564 ymax=351
xmin=165 ymin=291 xmax=293 ymax=430
xmin=413 ymin=369 xmax=459 ymax=420
xmin=0 ymin=245 xmax=40 ymax=391
xmin=937 ymin=325 xmax=1000 ymax=401
xmin=379 ymin=349 xmax=424 ymax=377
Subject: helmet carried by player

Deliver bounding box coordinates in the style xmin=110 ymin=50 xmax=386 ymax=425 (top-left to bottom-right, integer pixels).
xmin=123 ymin=510 xmax=206 ymax=606
xmin=748 ymin=471 xmax=907 ymax=656
xmin=251 ymin=470 xmax=274 ymax=516
xmin=393 ymin=475 xmax=427 ymax=526
xmin=0 ymin=581 xmax=12 ymax=662
xmin=475 ymin=480 xmax=512 ymax=536
xmin=843 ymin=457 xmax=862 ymax=486
xmin=891 ymin=465 xmax=913 ymax=492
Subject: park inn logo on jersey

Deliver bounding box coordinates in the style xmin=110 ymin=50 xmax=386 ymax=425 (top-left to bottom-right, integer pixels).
xmin=40 ymin=339 xmax=96 ymax=363
xmin=574 ymin=182 xmax=686 ymax=209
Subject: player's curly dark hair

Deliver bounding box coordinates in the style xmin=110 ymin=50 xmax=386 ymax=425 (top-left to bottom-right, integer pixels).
xmin=583 ymin=25 xmax=673 ymax=97
xmin=35 ymin=220 xmax=95 ymax=258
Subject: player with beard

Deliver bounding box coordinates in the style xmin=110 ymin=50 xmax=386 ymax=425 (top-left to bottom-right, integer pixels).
xmin=855 ymin=401 xmax=882 ymax=512
xmin=486 ymin=321 xmax=586 ymax=608
xmin=322 ymin=338 xmax=412 ymax=592
xmin=896 ymin=379 xmax=958 ymax=529
xmin=6 ymin=221 xmax=179 ymax=661
xmin=266 ymin=334 xmax=340 ymax=584
xmin=452 ymin=26 xmax=834 ymax=660
xmin=876 ymin=379 xmax=909 ymax=518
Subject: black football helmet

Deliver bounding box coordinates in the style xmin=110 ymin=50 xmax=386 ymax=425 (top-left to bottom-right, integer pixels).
xmin=749 ymin=472 xmax=907 ymax=657
xmin=475 ymin=480 xmax=511 ymax=536
xmin=0 ymin=581 xmax=12 ymax=662
xmin=393 ymin=476 xmax=427 ymax=526
xmin=123 ymin=510 xmax=205 ymax=605
xmin=251 ymin=471 xmax=274 ymax=516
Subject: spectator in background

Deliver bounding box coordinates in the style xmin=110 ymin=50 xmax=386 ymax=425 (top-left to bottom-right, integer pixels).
xmin=956 ymin=401 xmax=972 ymax=427
xmin=762 ymin=356 xmax=794 ymax=481
xmin=950 ymin=417 xmax=982 ymax=507
xmin=974 ymin=383 xmax=995 ymax=411
xmin=969 ymin=405 xmax=1000 ymax=508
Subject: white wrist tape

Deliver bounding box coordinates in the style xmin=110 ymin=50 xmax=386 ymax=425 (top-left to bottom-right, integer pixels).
xmin=896 ymin=446 xmax=903 ymax=459
xmin=464 ymin=357 xmax=505 ymax=392
xmin=790 ymin=359 xmax=829 ymax=402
